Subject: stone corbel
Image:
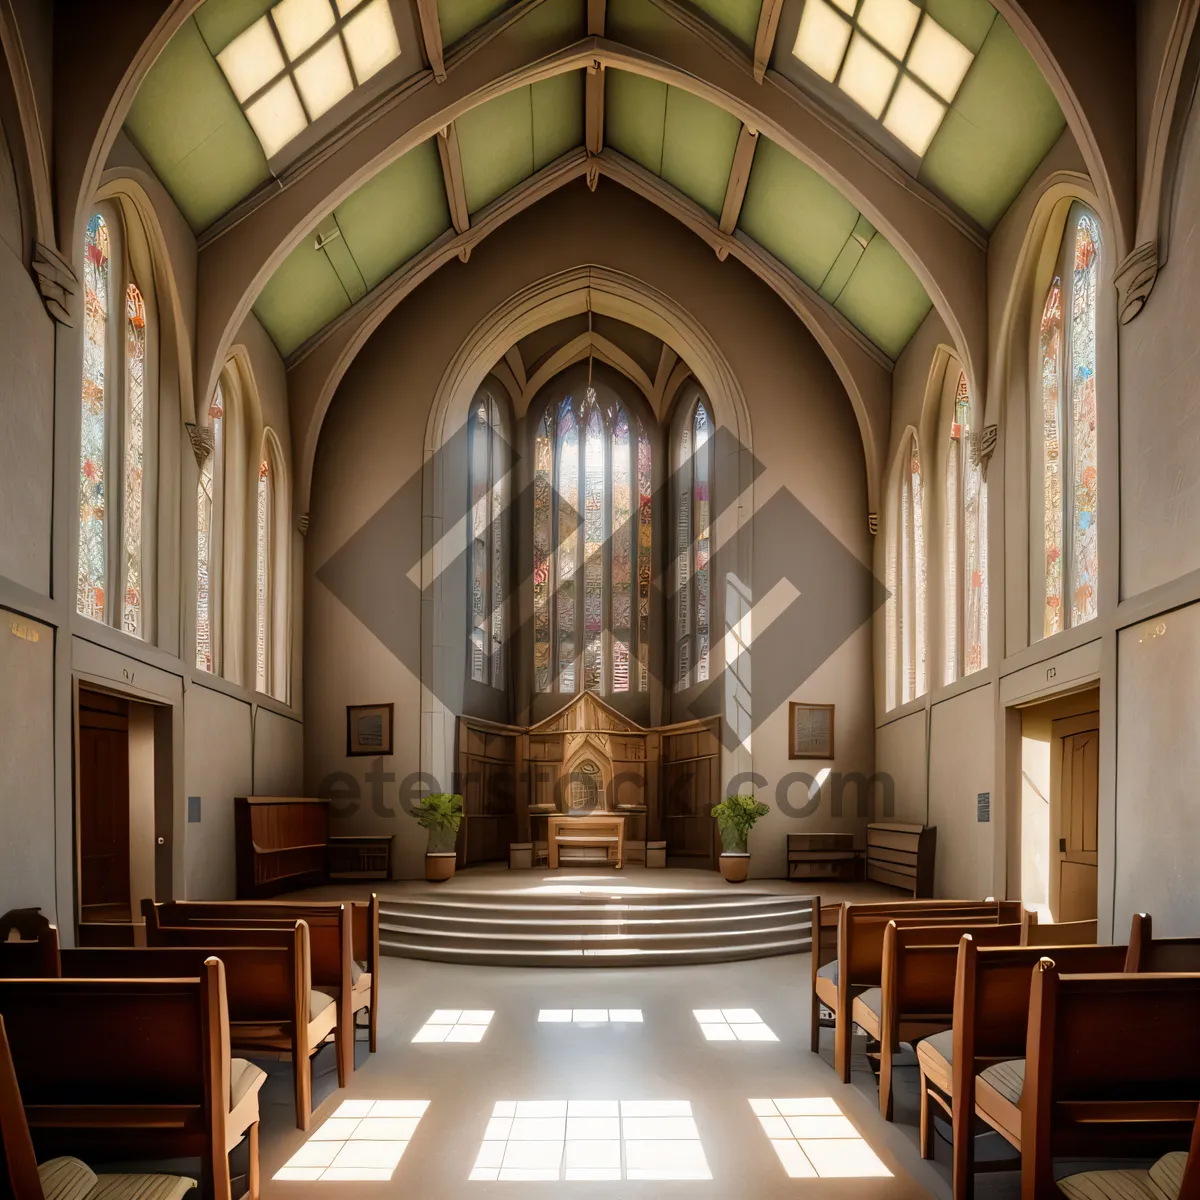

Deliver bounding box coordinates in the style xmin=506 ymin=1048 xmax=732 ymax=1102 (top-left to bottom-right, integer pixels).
xmin=32 ymin=242 xmax=77 ymax=326
xmin=296 ymin=513 xmax=310 ymax=536
xmin=1114 ymin=241 xmax=1158 ymax=323
xmin=971 ymin=424 xmax=998 ymax=480
xmin=184 ymin=422 xmax=214 ymax=470
xmin=867 ymin=512 xmax=879 ymax=536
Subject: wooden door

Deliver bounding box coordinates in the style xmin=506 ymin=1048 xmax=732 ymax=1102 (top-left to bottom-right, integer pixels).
xmin=660 ymin=719 xmax=720 ymax=868
xmin=1052 ymin=713 xmax=1099 ymax=922
xmin=77 ymin=690 xmax=131 ymax=920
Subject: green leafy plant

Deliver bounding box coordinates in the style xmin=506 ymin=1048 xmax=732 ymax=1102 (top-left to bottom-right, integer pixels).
xmin=411 ymin=793 xmax=463 ymax=853
xmin=710 ymin=794 xmax=770 ymax=854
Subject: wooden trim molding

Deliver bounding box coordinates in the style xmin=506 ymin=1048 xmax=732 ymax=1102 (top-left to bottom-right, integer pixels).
xmin=718 ymin=124 xmax=758 ymax=235
xmin=415 ymin=0 xmax=446 ymax=83
xmin=436 ymin=122 xmax=471 ymax=237
xmin=752 ymin=0 xmax=785 ymax=83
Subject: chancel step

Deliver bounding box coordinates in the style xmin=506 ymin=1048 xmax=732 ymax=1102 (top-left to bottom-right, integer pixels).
xmin=378 ymin=890 xmax=813 ymax=967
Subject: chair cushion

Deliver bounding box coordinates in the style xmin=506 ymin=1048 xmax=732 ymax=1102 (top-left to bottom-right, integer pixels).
xmin=817 ymin=960 xmax=838 ymax=985
xmin=856 ymin=988 xmax=882 ymax=1019
xmin=351 ymin=959 xmax=364 ymax=985
xmin=227 ymin=1057 xmax=267 ymax=1151
xmin=351 ymin=971 xmax=372 ymax=1013
xmin=39 ymin=1158 xmax=197 ymax=1200
xmin=978 ymin=1058 xmax=1025 ymax=1105
xmin=1057 ymin=1168 xmax=1174 ymax=1200
xmin=1149 ymin=1153 xmax=1187 ymax=1199
xmin=308 ymin=989 xmax=339 ymax=1048
xmin=916 ymin=1028 xmax=954 ymax=1091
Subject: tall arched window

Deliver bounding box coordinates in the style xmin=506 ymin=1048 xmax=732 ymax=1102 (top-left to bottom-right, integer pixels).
xmin=196 ymin=382 xmax=225 ymax=673
xmin=255 ymin=454 xmax=273 ymax=696
xmin=1037 ymin=203 xmax=1100 ymax=638
xmin=887 ymin=432 xmax=926 ymax=709
xmin=674 ymin=392 xmax=713 ymax=690
xmin=944 ymin=372 xmax=987 ymax=683
xmin=77 ymin=207 xmax=156 ymax=639
xmin=532 ymin=383 xmax=652 ymax=695
xmin=468 ymin=389 xmax=508 ymax=688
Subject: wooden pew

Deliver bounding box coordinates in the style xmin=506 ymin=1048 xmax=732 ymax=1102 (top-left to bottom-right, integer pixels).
xmin=813 ymin=898 xmax=1022 ymax=1082
xmin=0 ymin=927 xmax=59 ymax=979
xmin=873 ymin=920 xmax=1025 ymax=1120
xmin=1019 ymin=911 xmax=1098 ymax=946
xmin=138 ymin=918 xmax=337 ymax=1130
xmin=1023 ymin=963 xmax=1200 ymax=1199
xmin=0 ymin=1014 xmax=198 ymax=1200
xmin=0 ymin=958 xmax=253 ymax=1200
xmin=915 ymin=937 xmax=1129 ymax=1200
xmin=1126 ymin=912 xmax=1200 ymax=972
xmin=146 ymin=896 xmax=379 ymax=1054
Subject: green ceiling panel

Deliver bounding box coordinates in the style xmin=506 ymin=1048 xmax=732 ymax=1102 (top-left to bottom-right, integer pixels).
xmin=509 ymin=0 xmax=587 ymax=45
xmin=605 ymin=0 xmax=676 ymax=42
xmin=818 ymin=238 xmax=864 ymax=305
xmin=253 ymin=236 xmax=355 ymax=357
xmin=923 ymin=0 xmax=996 ymax=54
xmin=334 ymin=139 xmax=451 ymax=289
xmin=438 ymin=0 xmax=513 ymax=46
xmin=193 ymin=0 xmax=274 ymax=54
xmin=457 ymin=87 xmax=536 ymax=213
xmin=532 ymin=72 xmax=585 ymax=169
xmin=686 ymin=0 xmax=763 ymax=48
xmin=124 ymin=18 xmax=269 ymax=232
xmin=738 ymin=136 xmax=859 ymax=288
xmin=834 ymin=236 xmax=933 ymax=358
xmin=316 ymin=217 xmax=367 ymax=304
xmin=920 ymin=17 xmax=1065 ymax=229
xmin=660 ymin=88 xmax=742 ymax=219
xmin=605 ymin=71 xmax=668 ymax=175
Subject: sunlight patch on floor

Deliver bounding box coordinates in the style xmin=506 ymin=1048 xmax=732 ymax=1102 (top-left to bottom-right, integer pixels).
xmin=693 ymin=1008 xmax=778 ymax=1041
xmin=749 ymin=1098 xmax=892 ymax=1178
xmin=273 ymin=1100 xmax=430 ymax=1181
xmin=469 ymin=1099 xmax=711 ymax=1181
xmin=538 ymin=1009 xmax=643 ymax=1023
xmin=412 ymin=1010 xmax=495 ymax=1043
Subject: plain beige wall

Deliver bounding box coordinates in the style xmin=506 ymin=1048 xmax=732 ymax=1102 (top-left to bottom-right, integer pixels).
xmin=305 ymin=180 xmax=876 ymax=878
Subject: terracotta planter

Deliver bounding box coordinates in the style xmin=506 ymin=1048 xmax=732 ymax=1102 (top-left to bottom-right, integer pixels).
xmin=719 ymin=852 xmax=750 ymax=883
xmin=426 ymin=852 xmax=457 ymax=882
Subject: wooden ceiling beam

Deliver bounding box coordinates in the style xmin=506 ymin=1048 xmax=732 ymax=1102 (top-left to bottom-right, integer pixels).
xmin=437 ymin=122 xmax=471 ymax=238
xmin=415 ymin=0 xmax=447 ymax=83
xmin=586 ymin=61 xmax=606 ymax=157
xmin=587 ymin=0 xmax=606 ymax=36
xmin=504 ymin=344 xmax=528 ymax=390
xmin=752 ymin=0 xmax=785 ymax=83
xmin=718 ymin=123 xmax=758 ymax=235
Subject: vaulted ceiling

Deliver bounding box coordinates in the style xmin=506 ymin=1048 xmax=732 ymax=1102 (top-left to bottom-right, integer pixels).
xmin=121 ymin=0 xmax=1066 ymax=366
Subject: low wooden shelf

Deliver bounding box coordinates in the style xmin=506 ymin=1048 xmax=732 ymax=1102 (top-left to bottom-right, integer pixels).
xmin=786 ymin=833 xmax=862 ymax=882
xmin=864 ymin=821 xmax=936 ymax=897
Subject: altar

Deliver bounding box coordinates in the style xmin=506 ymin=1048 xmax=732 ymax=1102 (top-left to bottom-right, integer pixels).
xmin=456 ymin=692 xmax=721 ymax=870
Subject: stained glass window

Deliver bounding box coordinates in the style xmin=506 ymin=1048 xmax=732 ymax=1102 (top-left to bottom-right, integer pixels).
xmin=943 ymin=375 xmax=964 ymax=684
xmin=196 ymin=384 xmax=224 ymax=673
xmin=533 ymin=384 xmax=653 ymax=695
xmin=256 ymin=457 xmax=272 ymax=695
xmin=889 ymin=432 xmax=926 ymax=708
xmin=467 ymin=390 xmax=507 ymax=688
xmin=674 ymin=395 xmax=714 ymax=690
xmin=78 ymin=213 xmax=110 ymax=623
xmin=1037 ymin=203 xmax=1100 ymax=640
xmin=122 ymin=284 xmax=146 ymax=637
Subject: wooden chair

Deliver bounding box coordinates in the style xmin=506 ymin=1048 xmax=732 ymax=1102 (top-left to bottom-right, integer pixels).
xmin=138 ymin=919 xmax=337 ymax=1130
xmin=0 ymin=1014 xmax=197 ymax=1200
xmin=1023 ymin=963 xmax=1200 ymax=1199
xmin=915 ymin=938 xmax=1128 ymax=1200
xmin=873 ymin=919 xmax=1024 ymax=1120
xmin=1020 ymin=911 xmax=1098 ymax=947
xmin=0 ymin=959 xmax=251 ymax=1200
xmin=813 ymin=898 xmax=1022 ymax=1082
xmin=146 ymin=896 xmax=379 ymax=1054
xmin=1126 ymin=913 xmax=1200 ymax=972
xmin=1056 ymin=1107 xmax=1200 ymax=1200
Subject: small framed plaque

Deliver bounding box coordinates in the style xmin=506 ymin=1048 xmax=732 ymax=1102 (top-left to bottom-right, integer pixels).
xmin=788 ymin=702 xmax=835 ymax=760
xmin=346 ymin=703 xmax=394 ymax=757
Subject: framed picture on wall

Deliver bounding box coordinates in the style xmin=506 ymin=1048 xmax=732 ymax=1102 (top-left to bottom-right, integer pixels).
xmin=788 ymin=702 xmax=834 ymax=759
xmin=346 ymin=703 xmax=394 ymax=757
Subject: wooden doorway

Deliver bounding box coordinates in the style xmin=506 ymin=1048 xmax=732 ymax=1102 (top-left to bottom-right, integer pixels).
xmin=660 ymin=721 xmax=720 ymax=868
xmin=1052 ymin=713 xmax=1099 ymax=922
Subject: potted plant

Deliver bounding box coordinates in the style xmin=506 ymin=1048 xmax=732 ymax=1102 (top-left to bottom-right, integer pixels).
xmin=711 ymin=794 xmax=770 ymax=883
xmin=411 ymin=793 xmax=463 ymax=882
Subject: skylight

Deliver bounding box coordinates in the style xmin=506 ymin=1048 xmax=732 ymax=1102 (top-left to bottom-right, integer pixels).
xmin=791 ymin=0 xmax=974 ymax=157
xmin=217 ymin=0 xmax=400 ymax=158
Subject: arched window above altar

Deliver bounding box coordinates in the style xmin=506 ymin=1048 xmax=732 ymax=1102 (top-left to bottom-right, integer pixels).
xmin=531 ymin=382 xmax=653 ymax=697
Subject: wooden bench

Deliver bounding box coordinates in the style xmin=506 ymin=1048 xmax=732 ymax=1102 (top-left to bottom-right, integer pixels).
xmin=145 ymin=896 xmax=380 ymax=1054
xmin=0 ymin=1014 xmax=198 ymax=1200
xmin=0 ymin=958 xmax=259 ymax=1200
xmin=0 ymin=917 xmax=59 ymax=979
xmin=1023 ymin=963 xmax=1200 ymax=1199
xmin=1126 ymin=912 xmax=1200 ymax=972
xmin=811 ymin=898 xmax=1023 ymax=1082
xmin=61 ymin=931 xmax=320 ymax=1134
xmin=865 ymin=823 xmax=936 ymax=896
xmin=1020 ymin=912 xmax=1098 ymax=947
xmin=873 ymin=919 xmax=1025 ymax=1120
xmin=140 ymin=916 xmax=340 ymax=1131
xmin=916 ymin=937 xmax=1129 ymax=1200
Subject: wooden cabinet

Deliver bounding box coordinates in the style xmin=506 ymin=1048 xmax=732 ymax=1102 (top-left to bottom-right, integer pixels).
xmin=864 ymin=822 xmax=936 ymax=897
xmin=786 ymin=833 xmax=861 ymax=882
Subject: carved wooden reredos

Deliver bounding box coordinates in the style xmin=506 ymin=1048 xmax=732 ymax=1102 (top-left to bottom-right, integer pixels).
xmin=456 ymin=692 xmax=720 ymax=867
